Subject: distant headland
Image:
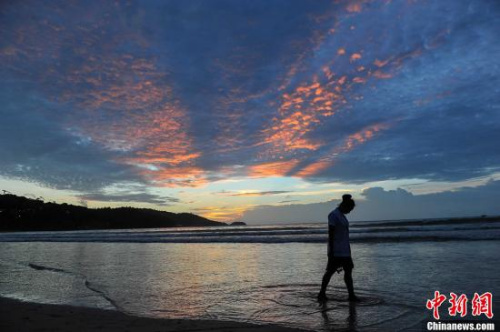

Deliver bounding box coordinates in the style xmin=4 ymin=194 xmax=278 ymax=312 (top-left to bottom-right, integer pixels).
xmin=0 ymin=193 xmax=227 ymax=232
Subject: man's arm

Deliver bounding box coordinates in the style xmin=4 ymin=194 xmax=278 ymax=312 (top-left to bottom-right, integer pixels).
xmin=328 ymin=225 xmax=335 ymax=257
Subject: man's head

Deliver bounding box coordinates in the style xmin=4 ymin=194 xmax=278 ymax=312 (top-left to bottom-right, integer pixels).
xmin=338 ymin=194 xmax=355 ymax=214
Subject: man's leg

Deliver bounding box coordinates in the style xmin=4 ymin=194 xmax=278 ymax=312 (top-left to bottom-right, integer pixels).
xmin=318 ymin=269 xmax=334 ymax=299
xmin=344 ymin=267 xmax=358 ymax=300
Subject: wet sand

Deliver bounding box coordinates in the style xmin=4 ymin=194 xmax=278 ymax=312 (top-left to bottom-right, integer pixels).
xmin=0 ymin=297 xmax=308 ymax=332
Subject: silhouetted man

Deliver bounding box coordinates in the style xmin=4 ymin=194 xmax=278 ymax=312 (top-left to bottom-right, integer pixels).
xmin=318 ymin=194 xmax=358 ymax=302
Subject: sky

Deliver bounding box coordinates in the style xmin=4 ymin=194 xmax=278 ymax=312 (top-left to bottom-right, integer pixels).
xmin=1 ymin=0 xmax=499 ymax=224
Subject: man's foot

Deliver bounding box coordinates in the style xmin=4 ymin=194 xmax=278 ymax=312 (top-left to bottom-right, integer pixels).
xmin=348 ymin=294 xmax=360 ymax=302
xmin=317 ymin=292 xmax=328 ymax=302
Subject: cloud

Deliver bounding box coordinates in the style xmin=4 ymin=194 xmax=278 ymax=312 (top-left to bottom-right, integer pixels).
xmin=76 ymin=181 xmax=180 ymax=205
xmin=219 ymin=190 xmax=293 ymax=197
xmin=357 ymin=180 xmax=500 ymax=220
xmin=1 ymin=0 xmax=499 ymax=195
xmin=78 ymin=192 xmax=179 ymax=206
xmin=242 ymin=200 xmax=334 ymax=224
xmin=0 ymin=83 xmax=144 ymax=192
xmin=278 ymin=199 xmax=299 ymax=204
xmin=191 ymin=205 xmax=249 ymax=222
xmin=241 ymin=180 xmax=500 ymax=224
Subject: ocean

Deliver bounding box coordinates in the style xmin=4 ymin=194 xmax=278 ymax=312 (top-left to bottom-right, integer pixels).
xmin=0 ymin=218 xmax=499 ymax=331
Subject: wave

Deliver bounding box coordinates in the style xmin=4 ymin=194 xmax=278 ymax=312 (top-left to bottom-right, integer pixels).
xmin=1 ymin=258 xmax=123 ymax=312
xmin=0 ymin=228 xmax=498 ymax=243
xmin=0 ymin=219 xmax=499 ymax=244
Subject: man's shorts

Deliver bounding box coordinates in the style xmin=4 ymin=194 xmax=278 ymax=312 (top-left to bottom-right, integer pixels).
xmin=326 ymin=256 xmax=354 ymax=274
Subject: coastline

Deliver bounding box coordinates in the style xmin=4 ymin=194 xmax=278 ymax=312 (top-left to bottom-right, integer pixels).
xmin=0 ymin=296 xmax=308 ymax=332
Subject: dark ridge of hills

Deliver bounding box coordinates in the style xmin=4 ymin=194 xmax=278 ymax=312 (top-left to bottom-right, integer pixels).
xmin=0 ymin=193 xmax=226 ymax=232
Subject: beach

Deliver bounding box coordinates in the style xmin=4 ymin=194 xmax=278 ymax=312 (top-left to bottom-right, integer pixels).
xmin=0 ymin=296 xmax=306 ymax=332
xmin=0 ymin=221 xmax=498 ymax=331
xmin=2 ymin=0 xmax=499 ymax=330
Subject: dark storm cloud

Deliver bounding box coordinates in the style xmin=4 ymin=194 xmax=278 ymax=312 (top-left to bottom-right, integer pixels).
xmin=241 ymin=180 xmax=500 ymax=224
xmin=1 ymin=0 xmax=499 ymax=194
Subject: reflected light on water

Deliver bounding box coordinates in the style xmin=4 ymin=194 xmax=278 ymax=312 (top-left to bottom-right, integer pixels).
xmin=0 ymin=240 xmax=499 ymax=331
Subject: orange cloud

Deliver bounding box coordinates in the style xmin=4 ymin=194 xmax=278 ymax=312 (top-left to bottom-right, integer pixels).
xmin=260 ymin=74 xmax=355 ymax=158
xmin=293 ymin=122 xmax=393 ymax=178
xmin=1 ymin=7 xmax=207 ymax=188
xmin=294 ymin=161 xmax=332 ymax=178
xmin=346 ymin=3 xmax=362 ymax=13
xmin=248 ymin=160 xmax=299 ymax=177
xmin=61 ymin=55 xmax=205 ymax=187
xmin=2 ymin=1 xmax=438 ymax=191
xmin=350 ymin=53 xmax=362 ymax=62
xmin=144 ymin=166 xmax=207 ymax=188
xmin=373 ymin=70 xmax=393 ymax=79
xmin=374 ymin=58 xmax=390 ymax=68
xmin=322 ymin=66 xmax=335 ymax=80
xmin=353 ymin=76 xmax=366 ymax=83
xmin=194 ymin=205 xmax=250 ymax=222
xmin=340 ymin=122 xmax=392 ymax=153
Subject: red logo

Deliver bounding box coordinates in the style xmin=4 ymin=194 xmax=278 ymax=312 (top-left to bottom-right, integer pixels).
xmin=426 ymin=292 xmax=494 ymax=320
xmin=426 ymin=291 xmax=447 ymax=319
xmin=472 ymin=292 xmax=494 ymax=319
xmin=448 ymin=293 xmax=468 ymax=317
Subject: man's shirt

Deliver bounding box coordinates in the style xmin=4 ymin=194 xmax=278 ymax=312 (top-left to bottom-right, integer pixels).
xmin=327 ymin=207 xmax=351 ymax=257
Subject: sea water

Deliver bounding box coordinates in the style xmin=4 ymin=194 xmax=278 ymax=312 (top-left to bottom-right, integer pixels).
xmin=0 ymin=219 xmax=499 ymax=331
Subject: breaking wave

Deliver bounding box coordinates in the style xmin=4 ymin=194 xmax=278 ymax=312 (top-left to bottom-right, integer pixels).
xmin=0 ymin=218 xmax=498 ymax=243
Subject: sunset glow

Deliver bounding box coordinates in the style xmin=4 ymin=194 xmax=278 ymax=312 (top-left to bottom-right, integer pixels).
xmin=1 ymin=0 xmax=499 ymax=223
